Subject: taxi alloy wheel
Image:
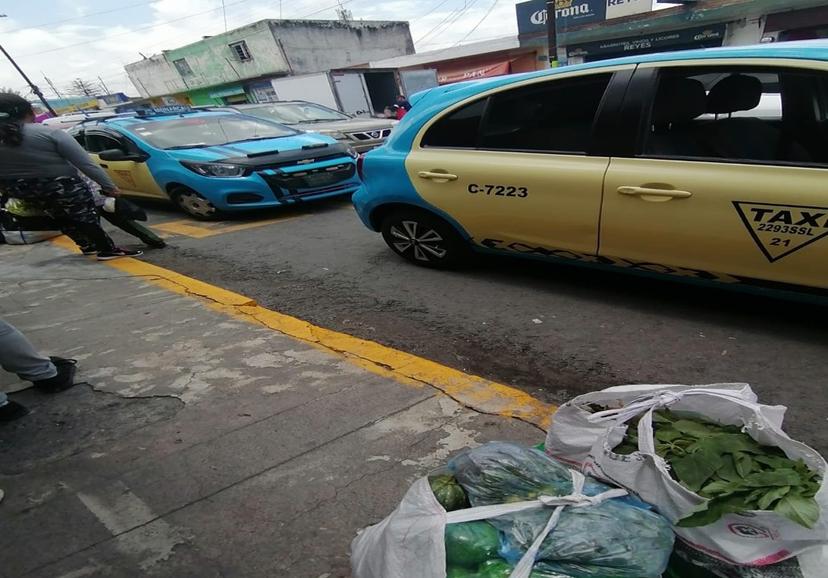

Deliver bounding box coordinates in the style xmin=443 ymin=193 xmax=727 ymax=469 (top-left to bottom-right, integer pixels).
xmin=172 ymin=188 xmax=220 ymax=220
xmin=381 ymin=209 xmax=467 ymax=268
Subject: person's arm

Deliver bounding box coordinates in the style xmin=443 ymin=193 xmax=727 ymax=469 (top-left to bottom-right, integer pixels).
xmin=51 ymin=129 xmax=119 ymax=193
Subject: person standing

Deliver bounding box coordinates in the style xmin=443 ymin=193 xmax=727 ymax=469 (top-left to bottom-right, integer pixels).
xmin=0 ymin=93 xmax=141 ymax=260
xmin=0 ymin=319 xmax=76 ymax=422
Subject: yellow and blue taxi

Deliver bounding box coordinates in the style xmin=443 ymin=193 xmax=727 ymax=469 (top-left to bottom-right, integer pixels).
xmin=69 ymin=107 xmax=360 ymax=219
xmin=353 ymin=41 xmax=828 ymax=298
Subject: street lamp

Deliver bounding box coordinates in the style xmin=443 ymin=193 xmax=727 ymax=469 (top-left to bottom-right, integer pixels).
xmin=0 ymin=14 xmax=56 ymax=114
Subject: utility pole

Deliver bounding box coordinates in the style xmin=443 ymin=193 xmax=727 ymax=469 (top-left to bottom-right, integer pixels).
xmin=98 ymin=76 xmax=111 ymax=95
xmin=545 ymin=1 xmax=559 ymax=68
xmin=221 ymin=0 xmax=228 ymax=32
xmin=43 ymin=73 xmax=64 ymax=99
xmin=0 ymin=44 xmax=56 ymax=114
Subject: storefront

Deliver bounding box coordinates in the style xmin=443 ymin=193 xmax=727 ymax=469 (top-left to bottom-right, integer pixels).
xmin=566 ymin=24 xmax=727 ymax=64
xmin=764 ymin=5 xmax=828 ymax=42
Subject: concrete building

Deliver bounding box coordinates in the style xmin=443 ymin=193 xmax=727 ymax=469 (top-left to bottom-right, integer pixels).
xmin=125 ymin=19 xmax=414 ymax=106
xmin=367 ymin=36 xmax=549 ymax=85
xmin=516 ymin=0 xmax=828 ymax=65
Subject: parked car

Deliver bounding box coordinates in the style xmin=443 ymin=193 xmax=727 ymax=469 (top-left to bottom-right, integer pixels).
xmin=68 ymin=107 xmax=360 ymax=219
xmin=42 ymin=110 xmax=120 ymax=129
xmin=209 ymin=101 xmax=396 ymax=153
xmin=353 ymin=40 xmax=828 ymax=298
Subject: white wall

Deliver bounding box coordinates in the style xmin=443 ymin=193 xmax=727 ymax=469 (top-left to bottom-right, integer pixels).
xmin=270 ymin=73 xmax=339 ymax=109
xmin=125 ymin=55 xmax=187 ymax=98
xmin=725 ymin=18 xmax=765 ymax=46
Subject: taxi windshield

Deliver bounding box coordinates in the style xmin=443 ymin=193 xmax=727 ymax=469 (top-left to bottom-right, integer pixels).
xmin=129 ymin=114 xmax=297 ymax=149
xmin=243 ymin=103 xmax=350 ymax=124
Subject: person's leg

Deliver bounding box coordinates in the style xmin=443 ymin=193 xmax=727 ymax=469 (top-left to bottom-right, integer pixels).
xmin=99 ymin=211 xmax=166 ymax=248
xmin=0 ymin=319 xmax=57 ymax=381
xmin=45 ymin=179 xmax=116 ymax=253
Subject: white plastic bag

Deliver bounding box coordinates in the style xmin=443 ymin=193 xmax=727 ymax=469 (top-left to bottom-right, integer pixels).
xmin=1 ymin=229 xmax=61 ymax=245
xmin=545 ymin=383 xmax=760 ymax=468
xmin=351 ymin=470 xmax=629 ymax=578
xmin=546 ymin=385 xmax=828 ymax=568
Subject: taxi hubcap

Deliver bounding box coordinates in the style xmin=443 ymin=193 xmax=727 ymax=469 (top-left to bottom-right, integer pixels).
xmin=178 ymin=192 xmax=216 ymax=217
xmin=390 ymin=220 xmax=446 ymax=262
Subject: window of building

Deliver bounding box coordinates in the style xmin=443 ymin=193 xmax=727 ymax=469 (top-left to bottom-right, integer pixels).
xmin=421 ymin=73 xmax=612 ymax=153
xmin=173 ymin=58 xmax=193 ymax=76
xmin=229 ymin=41 xmax=252 ymax=62
xmin=644 ymin=66 xmax=828 ymax=166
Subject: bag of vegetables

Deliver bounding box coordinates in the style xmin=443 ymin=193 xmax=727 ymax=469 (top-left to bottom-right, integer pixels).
xmin=351 ymin=442 xmax=674 ymax=578
xmin=546 ymin=385 xmax=828 ymax=569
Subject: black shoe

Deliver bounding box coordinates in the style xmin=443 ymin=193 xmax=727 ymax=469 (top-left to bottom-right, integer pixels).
xmin=33 ymin=357 xmax=77 ymax=393
xmin=0 ymin=400 xmax=30 ymax=422
xmin=144 ymin=239 xmax=166 ymax=249
xmin=80 ymin=246 xmax=98 ymax=256
xmin=97 ymin=247 xmax=143 ymax=261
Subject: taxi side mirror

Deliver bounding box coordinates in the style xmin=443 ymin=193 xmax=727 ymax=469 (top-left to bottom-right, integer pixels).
xmin=98 ymin=149 xmax=127 ymax=161
xmin=98 ymin=149 xmax=147 ymax=162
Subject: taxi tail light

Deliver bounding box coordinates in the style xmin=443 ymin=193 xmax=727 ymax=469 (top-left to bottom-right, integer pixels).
xmin=356 ymin=154 xmax=365 ymax=180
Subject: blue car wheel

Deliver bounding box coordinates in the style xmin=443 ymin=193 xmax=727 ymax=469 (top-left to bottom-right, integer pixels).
xmin=170 ymin=186 xmax=222 ymax=220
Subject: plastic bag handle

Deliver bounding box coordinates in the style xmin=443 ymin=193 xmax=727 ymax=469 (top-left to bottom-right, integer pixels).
xmin=445 ymin=470 xmax=627 ymax=578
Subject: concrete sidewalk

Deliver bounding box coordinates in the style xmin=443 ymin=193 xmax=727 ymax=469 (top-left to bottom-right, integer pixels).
xmin=0 ymin=242 xmax=543 ymax=578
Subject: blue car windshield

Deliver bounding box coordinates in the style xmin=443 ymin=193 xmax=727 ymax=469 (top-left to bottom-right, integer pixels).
xmin=129 ymin=114 xmax=297 ymax=149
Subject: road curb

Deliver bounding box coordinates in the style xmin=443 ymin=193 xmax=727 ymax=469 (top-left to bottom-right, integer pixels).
xmin=52 ymin=236 xmax=555 ymax=430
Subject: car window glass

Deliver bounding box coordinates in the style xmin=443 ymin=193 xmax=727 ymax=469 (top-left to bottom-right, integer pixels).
xmin=129 ymin=114 xmax=296 ymax=149
xmin=246 ymin=103 xmax=350 ymax=125
xmin=479 ymin=73 xmax=612 ymax=154
xmin=85 ymin=133 xmax=124 ymax=153
xmin=644 ymin=67 xmax=828 ymax=166
xmin=421 ymin=99 xmax=487 ymax=148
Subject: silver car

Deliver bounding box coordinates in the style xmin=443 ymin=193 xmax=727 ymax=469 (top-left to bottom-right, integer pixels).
xmin=219 ymin=101 xmax=396 ymax=153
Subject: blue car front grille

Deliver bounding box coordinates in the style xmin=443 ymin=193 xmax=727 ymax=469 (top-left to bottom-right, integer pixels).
xmin=260 ymin=163 xmax=356 ymax=198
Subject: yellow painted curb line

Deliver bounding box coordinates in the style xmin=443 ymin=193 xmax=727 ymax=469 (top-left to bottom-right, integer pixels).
xmin=52 ymin=236 xmax=554 ymax=430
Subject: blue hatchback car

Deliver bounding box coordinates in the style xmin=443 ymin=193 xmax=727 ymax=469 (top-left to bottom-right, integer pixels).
xmin=69 ymin=107 xmax=361 ymax=219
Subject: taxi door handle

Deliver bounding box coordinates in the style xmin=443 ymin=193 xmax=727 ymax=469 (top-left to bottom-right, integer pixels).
xmin=99 ymin=163 xmax=109 ymax=168
xmin=617 ymin=186 xmax=692 ymax=200
xmin=418 ymin=171 xmax=458 ymax=181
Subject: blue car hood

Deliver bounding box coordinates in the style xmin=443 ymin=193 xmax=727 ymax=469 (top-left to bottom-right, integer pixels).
xmin=163 ymin=132 xmax=337 ymax=162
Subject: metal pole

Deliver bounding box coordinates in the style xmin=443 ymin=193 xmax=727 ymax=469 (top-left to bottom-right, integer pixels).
xmin=98 ymin=76 xmax=112 ymax=95
xmin=0 ymin=44 xmax=56 ymax=115
xmin=43 ymin=74 xmax=64 ymax=99
xmin=221 ymin=0 xmax=228 ymax=32
xmin=545 ymin=1 xmax=558 ymax=68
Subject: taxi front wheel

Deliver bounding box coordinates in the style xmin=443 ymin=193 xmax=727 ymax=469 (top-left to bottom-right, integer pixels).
xmin=380 ymin=209 xmax=468 ymax=269
xmin=171 ymin=186 xmax=222 ymax=221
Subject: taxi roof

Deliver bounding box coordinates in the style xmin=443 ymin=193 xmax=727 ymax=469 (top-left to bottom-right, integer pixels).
xmin=417 ymin=40 xmax=828 ymax=102
xmin=101 ymin=110 xmax=233 ymax=128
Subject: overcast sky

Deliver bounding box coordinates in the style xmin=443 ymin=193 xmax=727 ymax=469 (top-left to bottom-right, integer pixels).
xmin=0 ymin=1 xmax=663 ymax=100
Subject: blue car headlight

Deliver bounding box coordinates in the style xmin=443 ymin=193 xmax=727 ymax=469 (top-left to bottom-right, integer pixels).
xmin=181 ymin=161 xmax=246 ymax=178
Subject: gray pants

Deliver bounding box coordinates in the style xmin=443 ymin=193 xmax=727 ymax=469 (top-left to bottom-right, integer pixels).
xmin=0 ymin=319 xmax=57 ymax=406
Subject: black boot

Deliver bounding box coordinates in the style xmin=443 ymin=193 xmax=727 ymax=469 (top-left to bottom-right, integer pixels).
xmin=33 ymin=357 xmax=77 ymax=393
xmin=0 ymin=400 xmax=30 ymax=422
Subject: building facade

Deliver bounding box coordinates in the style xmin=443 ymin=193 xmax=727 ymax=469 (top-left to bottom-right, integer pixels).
xmin=516 ymin=0 xmax=828 ymax=65
xmin=125 ymin=19 xmax=414 ymax=106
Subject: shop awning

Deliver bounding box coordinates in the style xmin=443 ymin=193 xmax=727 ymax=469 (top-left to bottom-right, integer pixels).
xmin=209 ymin=86 xmax=246 ymax=99
xmin=437 ymin=60 xmax=511 ymax=85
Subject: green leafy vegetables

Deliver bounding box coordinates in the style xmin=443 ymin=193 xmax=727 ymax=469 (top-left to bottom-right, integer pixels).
xmin=614 ymin=410 xmax=821 ymax=528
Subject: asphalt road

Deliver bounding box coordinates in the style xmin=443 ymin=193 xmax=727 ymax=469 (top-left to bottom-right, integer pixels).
xmin=113 ymin=197 xmax=828 ymax=456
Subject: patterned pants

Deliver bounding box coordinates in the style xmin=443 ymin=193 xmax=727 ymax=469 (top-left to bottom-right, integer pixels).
xmin=0 ymin=176 xmax=115 ymax=251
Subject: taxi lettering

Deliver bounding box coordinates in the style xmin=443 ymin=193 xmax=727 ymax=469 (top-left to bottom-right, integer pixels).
xmin=734 ymin=202 xmax=828 ymax=263
xmin=468 ymin=183 xmax=528 ymax=198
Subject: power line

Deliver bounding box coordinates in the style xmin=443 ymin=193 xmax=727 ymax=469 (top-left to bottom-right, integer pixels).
xmin=18 ymin=0 xmax=256 ymax=58
xmin=454 ymin=0 xmax=499 ymax=46
xmin=296 ymin=0 xmax=357 ymax=19
xmin=413 ymin=0 xmax=455 ymax=22
xmin=3 ymin=1 xmax=156 ymax=34
xmin=415 ymin=0 xmax=480 ymax=45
